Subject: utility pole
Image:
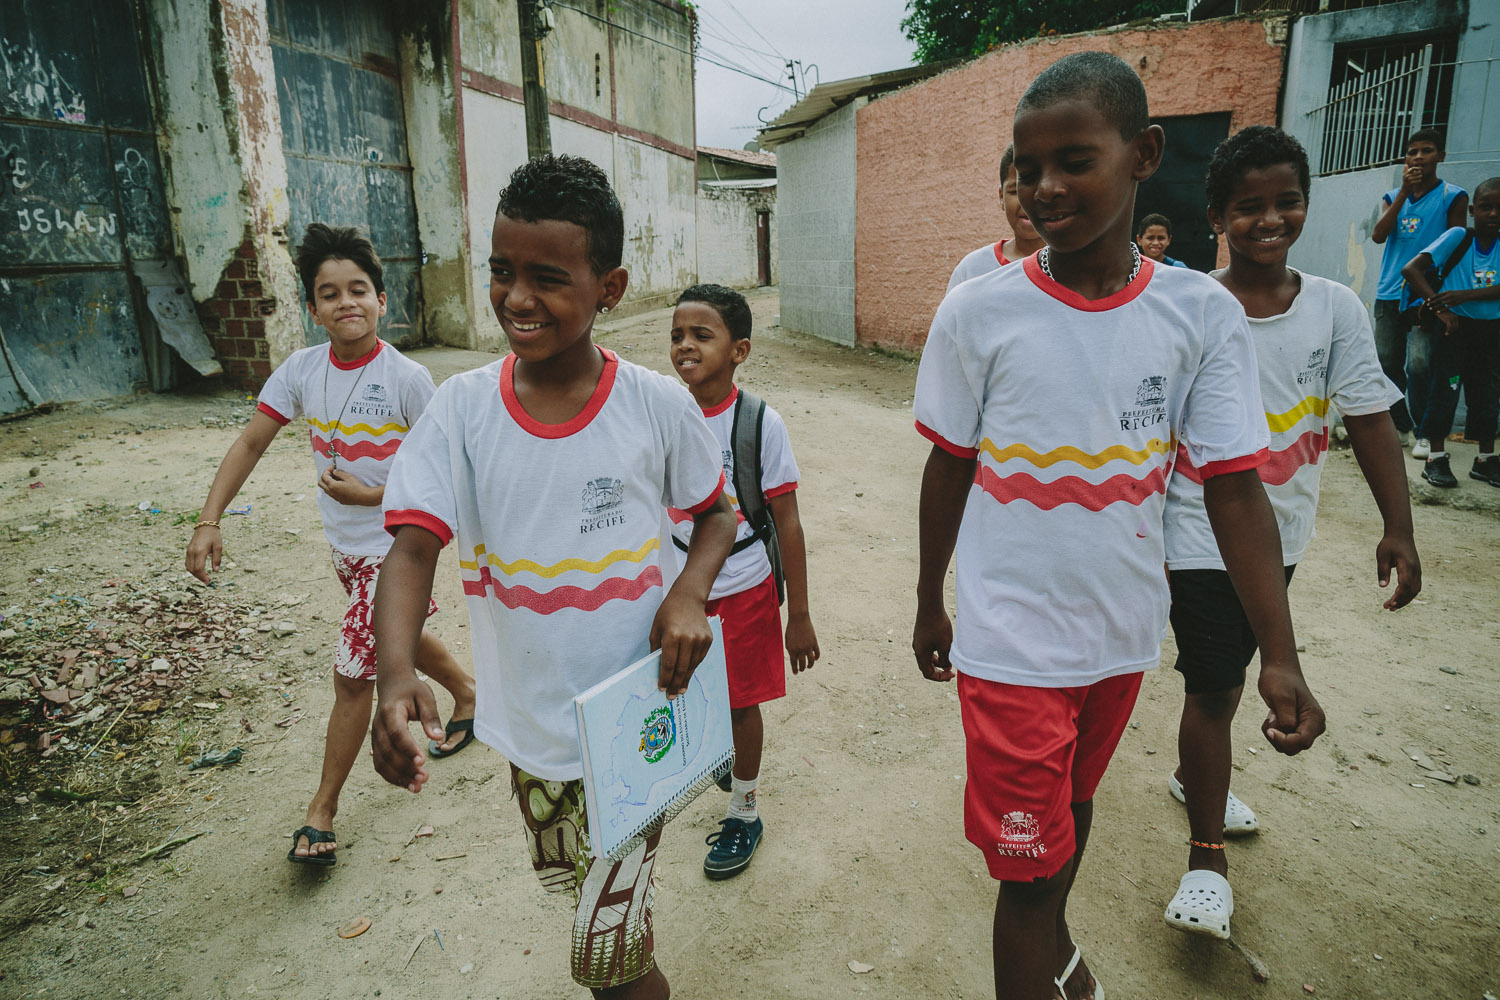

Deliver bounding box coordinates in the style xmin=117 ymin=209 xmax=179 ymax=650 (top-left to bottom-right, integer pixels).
xmin=517 ymin=0 xmax=553 ymax=158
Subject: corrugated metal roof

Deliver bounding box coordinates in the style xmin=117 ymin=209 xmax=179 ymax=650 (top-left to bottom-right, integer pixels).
xmin=697 ymin=145 xmax=777 ymax=169
xmin=757 ymin=61 xmax=959 ymax=150
xmin=700 ymin=178 xmax=777 ymax=189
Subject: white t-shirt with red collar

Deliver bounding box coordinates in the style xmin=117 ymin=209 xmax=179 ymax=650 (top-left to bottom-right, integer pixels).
xmin=256 ymin=339 xmax=435 ymax=556
xmin=947 ymin=239 xmax=1023 ymax=293
xmin=382 ymin=349 xmax=725 ymax=780
xmin=668 ymin=385 xmax=799 ymax=600
xmin=914 ymin=257 xmax=1269 ymax=688
xmin=1166 ymin=271 xmax=1400 ymax=569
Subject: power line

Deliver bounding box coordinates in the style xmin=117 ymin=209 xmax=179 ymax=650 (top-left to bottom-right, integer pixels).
xmin=719 ymin=0 xmax=785 ymax=62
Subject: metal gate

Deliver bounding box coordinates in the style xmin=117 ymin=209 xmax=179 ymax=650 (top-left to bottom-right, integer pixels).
xmin=269 ymin=0 xmax=423 ymax=348
xmin=0 ymin=0 xmax=173 ymax=415
xmin=1136 ymin=113 xmax=1232 ymax=273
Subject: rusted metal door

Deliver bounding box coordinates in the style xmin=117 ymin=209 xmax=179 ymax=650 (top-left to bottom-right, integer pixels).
xmin=269 ymin=0 xmax=423 ymax=348
xmin=0 ymin=0 xmax=173 ymax=415
xmin=756 ymin=210 xmax=770 ymax=287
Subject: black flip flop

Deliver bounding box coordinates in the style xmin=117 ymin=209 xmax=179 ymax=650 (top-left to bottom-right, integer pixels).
xmin=427 ymin=718 xmax=475 ymax=759
xmin=287 ymin=825 xmax=336 ymax=867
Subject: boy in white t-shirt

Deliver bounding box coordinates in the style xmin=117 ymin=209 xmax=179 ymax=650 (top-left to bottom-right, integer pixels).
xmin=185 ymin=224 xmax=475 ymax=868
xmin=947 ymin=144 xmax=1047 ymax=291
xmin=1162 ymin=125 xmax=1420 ymax=943
xmin=665 ymin=283 xmax=820 ymax=880
xmin=912 ymin=53 xmax=1324 ymax=1000
xmin=371 ymin=155 xmax=736 ymax=1000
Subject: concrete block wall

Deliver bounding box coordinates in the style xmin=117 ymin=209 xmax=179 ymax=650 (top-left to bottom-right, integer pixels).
xmin=696 ymin=186 xmax=776 ymax=289
xmin=853 ymin=16 xmax=1287 ymax=353
xmin=777 ymin=101 xmax=860 ymax=346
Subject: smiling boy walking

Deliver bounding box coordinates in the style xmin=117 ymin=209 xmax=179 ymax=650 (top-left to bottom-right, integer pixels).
xmin=912 ymin=53 xmax=1324 ymax=1000
xmin=186 ymin=224 xmax=475 ymax=867
xmin=371 ymin=155 xmax=736 ymax=999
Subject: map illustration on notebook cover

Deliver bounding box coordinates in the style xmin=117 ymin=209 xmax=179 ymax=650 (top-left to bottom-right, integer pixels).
xmin=574 ymin=617 xmax=733 ymax=862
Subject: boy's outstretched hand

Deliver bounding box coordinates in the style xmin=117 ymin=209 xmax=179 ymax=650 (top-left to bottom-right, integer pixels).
xmin=1257 ymin=665 xmax=1326 ymax=755
xmin=1376 ymin=532 xmax=1421 ymax=610
xmin=371 ymin=672 xmax=447 ymax=793
xmin=650 ymin=592 xmax=714 ymax=698
xmin=912 ymin=604 xmax=956 ymax=682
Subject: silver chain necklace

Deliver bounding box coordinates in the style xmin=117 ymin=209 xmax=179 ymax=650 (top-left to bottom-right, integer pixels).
xmin=320 ymin=344 xmax=378 ymax=469
xmin=1038 ymin=241 xmax=1142 ymax=285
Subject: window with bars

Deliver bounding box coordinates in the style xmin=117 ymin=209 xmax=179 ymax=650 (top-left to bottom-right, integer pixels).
xmin=1307 ymin=34 xmax=1458 ymax=176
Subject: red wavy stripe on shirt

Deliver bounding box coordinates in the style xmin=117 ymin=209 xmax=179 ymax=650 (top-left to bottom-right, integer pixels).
xmin=309 ymin=433 xmax=403 ymax=461
xmin=1174 ymin=430 xmax=1324 ymax=487
xmin=974 ymin=462 xmax=1168 ymax=510
xmin=461 ymin=564 xmax=663 ymax=614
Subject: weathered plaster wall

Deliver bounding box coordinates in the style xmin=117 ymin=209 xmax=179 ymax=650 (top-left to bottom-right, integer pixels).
xmin=459 ymin=87 xmax=526 ymax=354
xmin=1284 ymin=0 xmax=1498 ymax=304
xmin=777 ymin=100 xmax=859 ymax=346
xmin=610 ymin=1 xmax=694 ymax=149
xmin=696 ymin=186 xmax=775 ymax=289
xmin=853 ymin=16 xmax=1287 ymax=352
xmin=610 ymin=133 xmax=697 ymax=313
xmin=398 ymin=11 xmax=472 ymax=348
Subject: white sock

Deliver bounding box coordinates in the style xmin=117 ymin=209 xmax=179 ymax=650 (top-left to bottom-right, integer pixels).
xmin=1480 ymin=452 xmax=1495 ymax=459
xmin=1428 ymin=451 xmax=1447 ymax=460
xmin=726 ymin=773 xmax=759 ymax=822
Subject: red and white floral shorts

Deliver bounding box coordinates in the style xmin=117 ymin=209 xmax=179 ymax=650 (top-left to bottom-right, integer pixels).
xmin=331 ymin=550 xmax=437 ymax=681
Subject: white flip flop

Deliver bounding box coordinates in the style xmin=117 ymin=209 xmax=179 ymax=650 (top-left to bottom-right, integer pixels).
xmin=1053 ymin=944 xmax=1103 ymax=1000
xmin=1164 ymin=869 xmax=1234 ymax=939
xmin=1168 ymin=771 xmax=1259 ymax=835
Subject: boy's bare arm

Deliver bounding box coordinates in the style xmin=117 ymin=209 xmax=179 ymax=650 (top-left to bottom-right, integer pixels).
xmin=768 ymin=491 xmax=820 ymax=672
xmin=1446 ymin=193 xmax=1469 ymax=230
xmin=913 ymin=446 xmax=975 ymax=682
xmin=653 ymin=493 xmax=736 ymax=697
xmin=1371 ymin=187 xmax=1411 ymax=244
xmin=185 ymin=410 xmax=282 ymax=583
xmin=1342 ymin=412 xmax=1421 ymax=609
xmin=371 ymin=524 xmax=447 ymax=793
xmin=1400 ymin=253 xmax=1441 ymax=304
xmin=1204 ymin=470 xmax=1325 ymax=755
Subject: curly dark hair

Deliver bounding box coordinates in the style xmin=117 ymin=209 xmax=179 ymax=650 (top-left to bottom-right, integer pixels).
xmin=1204 ymin=125 xmax=1311 ymax=217
xmin=676 ymin=283 xmax=752 ymax=340
xmin=496 ymin=154 xmax=624 ymax=275
xmin=1018 ymin=51 xmax=1149 ymax=141
xmin=294 ymin=223 xmax=384 ymax=303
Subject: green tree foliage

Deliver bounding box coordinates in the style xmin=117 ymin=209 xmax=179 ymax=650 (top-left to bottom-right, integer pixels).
xmin=901 ymin=1 xmax=1183 ymax=64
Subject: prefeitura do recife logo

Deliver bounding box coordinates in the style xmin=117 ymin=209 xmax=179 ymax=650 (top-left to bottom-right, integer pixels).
xmin=639 ymin=705 xmax=675 ymax=763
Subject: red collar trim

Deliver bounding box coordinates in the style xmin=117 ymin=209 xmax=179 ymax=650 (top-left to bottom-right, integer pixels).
xmin=500 ymin=347 xmax=618 ymax=439
xmin=993 ymin=240 xmax=1008 ymax=265
xmin=1022 ymin=254 xmax=1155 ymax=312
xmin=328 ymin=339 xmax=384 ymax=370
xmin=701 ymin=384 xmax=739 ymax=418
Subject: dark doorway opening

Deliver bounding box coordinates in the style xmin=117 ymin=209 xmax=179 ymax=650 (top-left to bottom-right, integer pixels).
xmin=1136 ymin=113 xmax=1231 ymax=272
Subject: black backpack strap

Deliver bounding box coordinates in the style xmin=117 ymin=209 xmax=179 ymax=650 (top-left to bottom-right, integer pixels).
xmin=729 ymin=388 xmax=786 ymax=605
xmin=1436 ymin=229 xmax=1475 ymax=284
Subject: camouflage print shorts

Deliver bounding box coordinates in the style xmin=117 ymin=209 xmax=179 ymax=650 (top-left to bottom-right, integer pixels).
xmin=511 ymin=764 xmax=660 ymax=990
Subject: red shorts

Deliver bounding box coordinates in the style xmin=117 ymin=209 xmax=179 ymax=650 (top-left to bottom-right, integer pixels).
xmin=331 ymin=550 xmax=437 ymax=681
xmin=958 ymin=670 xmax=1142 ymax=882
xmin=705 ymin=572 xmax=785 ymax=710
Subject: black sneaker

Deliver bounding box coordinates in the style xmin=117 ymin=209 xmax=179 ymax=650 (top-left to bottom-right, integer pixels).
xmin=1422 ymin=454 xmax=1458 ymax=488
xmin=703 ymin=816 xmax=763 ymax=880
xmin=1470 ymin=455 xmax=1500 ymax=487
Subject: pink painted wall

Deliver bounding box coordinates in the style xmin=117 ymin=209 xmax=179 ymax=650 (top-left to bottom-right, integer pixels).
xmin=854 ymin=16 xmax=1288 ymax=352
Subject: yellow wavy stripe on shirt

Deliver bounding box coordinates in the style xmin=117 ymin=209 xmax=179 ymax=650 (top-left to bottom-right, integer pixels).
xmin=979 ymin=437 xmax=1173 ymax=469
xmin=457 ymin=538 xmax=660 ymax=577
xmin=1265 ymin=396 xmax=1329 ymax=434
xmin=305 ymin=415 xmax=409 ymax=436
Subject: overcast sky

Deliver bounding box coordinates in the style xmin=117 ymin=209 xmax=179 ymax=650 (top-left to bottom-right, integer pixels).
xmin=691 ymin=0 xmax=917 ymax=150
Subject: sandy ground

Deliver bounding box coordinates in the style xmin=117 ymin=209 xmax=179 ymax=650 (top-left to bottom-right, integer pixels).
xmin=1 ymin=287 xmax=1497 ymax=1000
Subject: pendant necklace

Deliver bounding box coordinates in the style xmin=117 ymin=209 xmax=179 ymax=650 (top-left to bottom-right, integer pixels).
xmin=1038 ymin=241 xmax=1142 ymax=285
xmin=321 ymin=343 xmax=378 ymax=469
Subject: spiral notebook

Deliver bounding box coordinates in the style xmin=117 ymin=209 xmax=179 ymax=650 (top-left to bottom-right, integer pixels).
xmin=574 ymin=618 xmax=733 ymax=863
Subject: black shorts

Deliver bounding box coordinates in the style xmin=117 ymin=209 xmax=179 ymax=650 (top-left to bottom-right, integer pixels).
xmin=1168 ymin=566 xmax=1296 ymax=695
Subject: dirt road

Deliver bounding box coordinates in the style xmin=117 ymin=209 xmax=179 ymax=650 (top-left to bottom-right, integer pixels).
xmin=2 ymin=288 xmax=1496 ymax=999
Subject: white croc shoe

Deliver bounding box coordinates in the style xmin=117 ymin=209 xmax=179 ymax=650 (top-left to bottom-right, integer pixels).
xmin=1164 ymin=869 xmax=1234 ymax=939
xmin=1412 ymin=437 xmax=1432 ymax=459
xmin=1054 ymin=944 xmax=1102 ymax=1000
xmin=1168 ymin=772 xmax=1259 ymax=835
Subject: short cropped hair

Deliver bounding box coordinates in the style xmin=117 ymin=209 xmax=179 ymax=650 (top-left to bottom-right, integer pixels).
xmin=1000 ymin=144 xmax=1016 ymax=184
xmin=1137 ymin=212 xmax=1172 ymax=236
xmin=1475 ymin=176 xmax=1500 ymax=200
xmin=1406 ymin=128 xmax=1444 ymax=152
xmin=497 ymin=154 xmax=624 ymax=275
xmin=294 ymin=223 xmax=384 ymax=302
xmin=1017 ymin=51 xmax=1149 ymax=140
xmin=676 ymin=283 xmax=752 ymax=340
xmin=1204 ymin=125 xmax=1311 ymax=216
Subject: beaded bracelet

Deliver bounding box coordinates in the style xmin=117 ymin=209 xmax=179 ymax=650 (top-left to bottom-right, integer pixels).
xmin=193 ymin=519 xmax=221 ymax=530
xmin=1187 ymin=838 xmax=1226 ymax=850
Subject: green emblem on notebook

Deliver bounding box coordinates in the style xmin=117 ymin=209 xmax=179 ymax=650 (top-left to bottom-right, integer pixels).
xmin=639 ymin=706 xmax=675 ymax=763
